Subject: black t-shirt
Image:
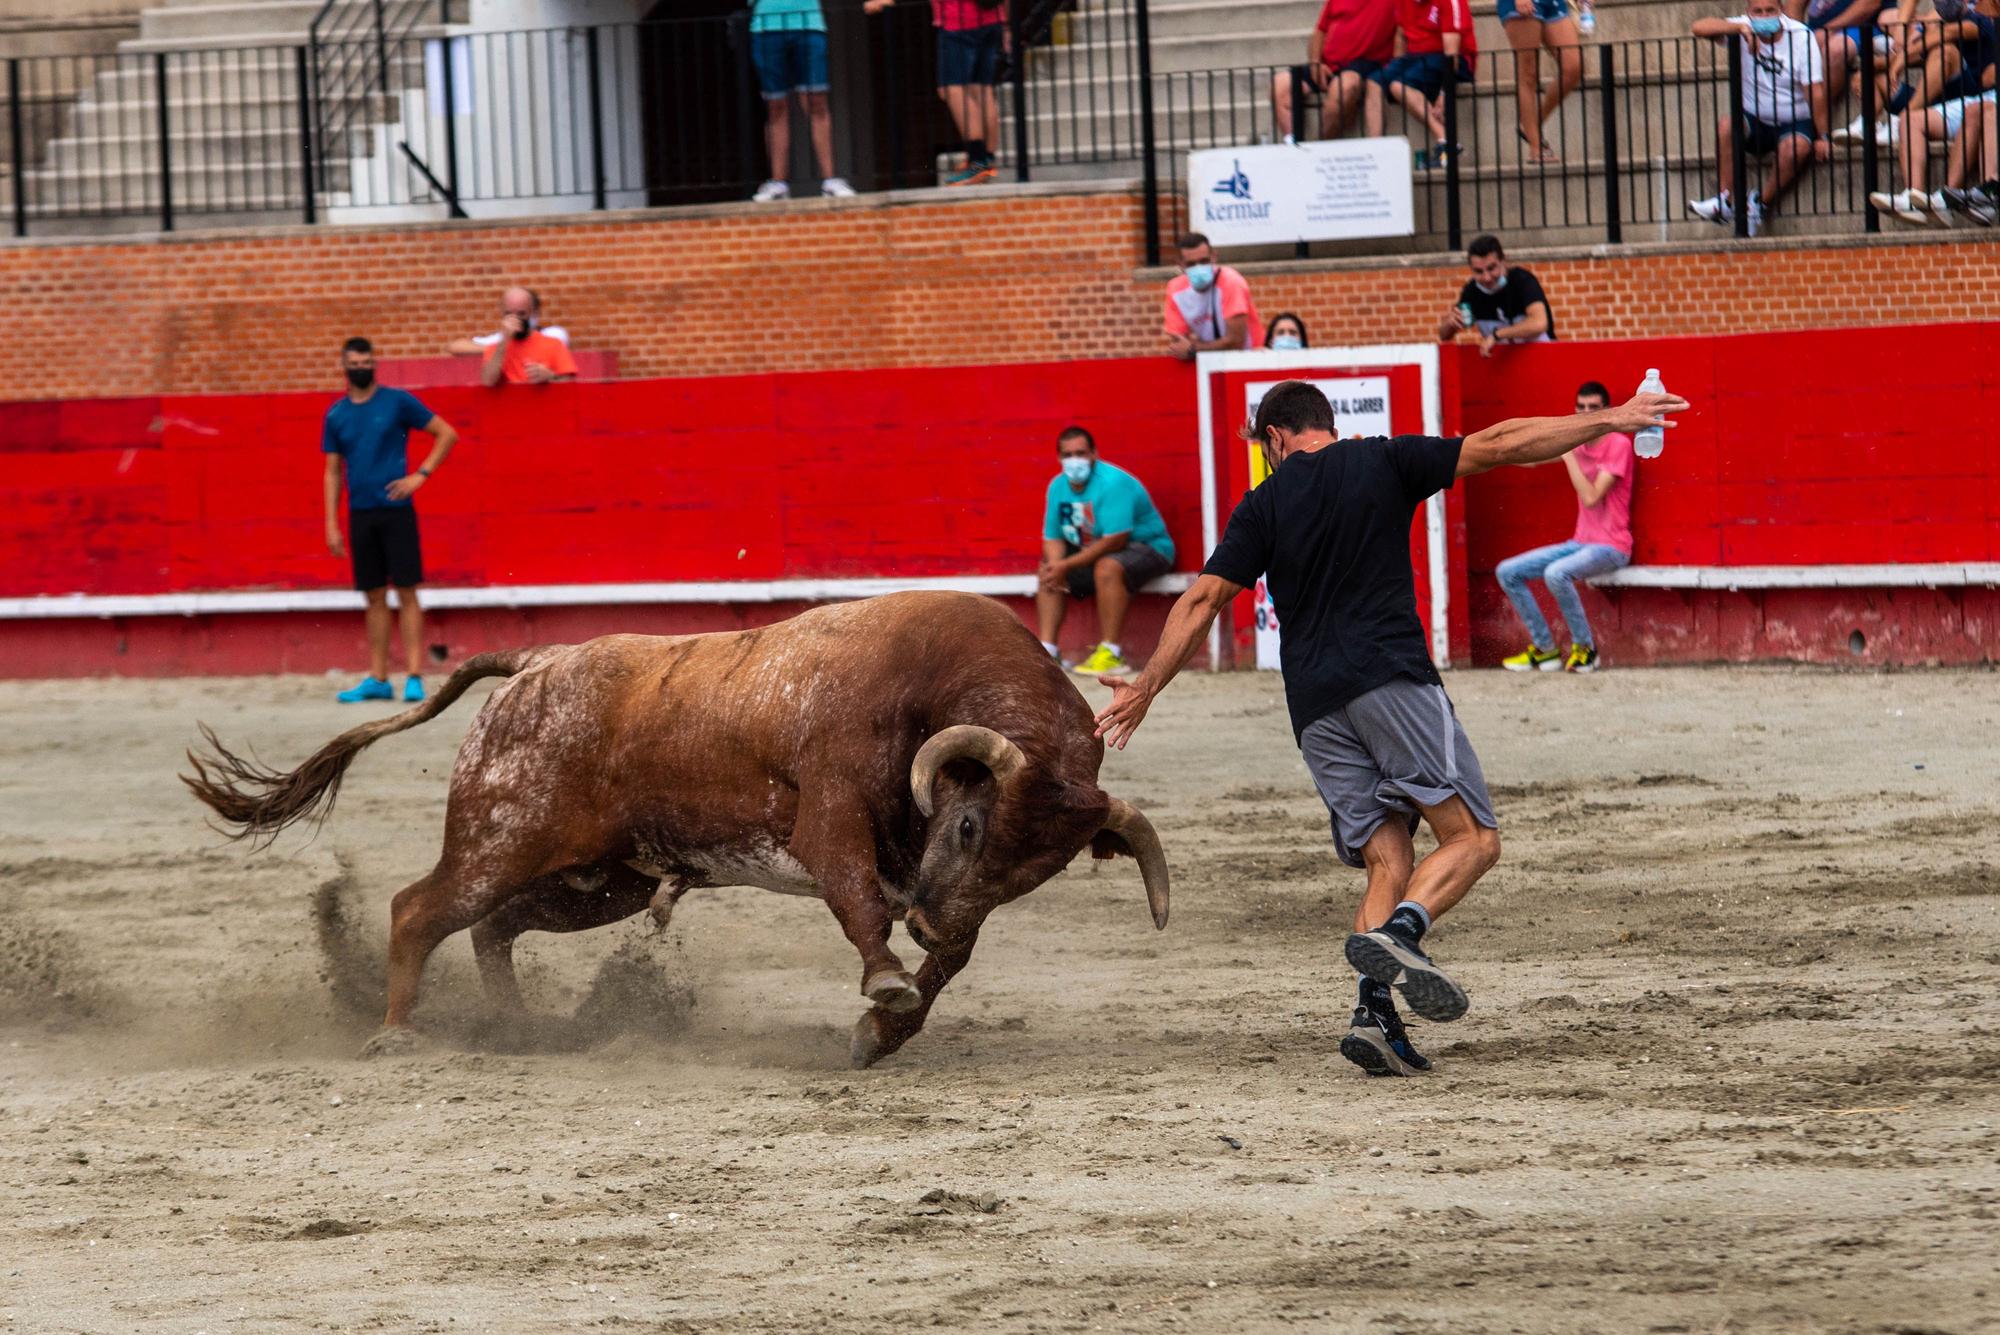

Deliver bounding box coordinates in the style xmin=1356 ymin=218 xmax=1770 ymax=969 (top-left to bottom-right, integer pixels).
xmin=1457 ymin=266 xmax=1556 ymax=340
xmin=1202 ymin=435 xmax=1463 ymax=742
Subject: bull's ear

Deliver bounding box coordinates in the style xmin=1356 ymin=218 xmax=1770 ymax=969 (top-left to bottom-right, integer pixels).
xmin=1091 ymin=828 xmax=1132 ymax=861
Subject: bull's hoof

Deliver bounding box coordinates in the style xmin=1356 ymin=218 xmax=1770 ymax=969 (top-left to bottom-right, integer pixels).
xmin=862 ymin=970 xmax=923 ymax=1014
xmin=358 ymin=1026 xmax=424 ymax=1060
xmin=850 ymin=1012 xmax=888 ymax=1069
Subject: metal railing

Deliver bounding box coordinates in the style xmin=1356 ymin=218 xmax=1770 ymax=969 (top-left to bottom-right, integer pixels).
xmin=4 ymin=5 xmax=1991 ymax=256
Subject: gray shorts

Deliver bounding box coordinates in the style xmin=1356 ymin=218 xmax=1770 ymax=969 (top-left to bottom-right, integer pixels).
xmin=1064 ymin=541 xmax=1171 ymax=598
xmin=1300 ymin=677 xmax=1499 ymax=869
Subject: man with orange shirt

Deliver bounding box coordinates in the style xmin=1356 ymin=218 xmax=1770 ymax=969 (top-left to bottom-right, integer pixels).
xmin=1370 ymin=0 xmax=1478 ymax=162
xmin=1271 ymin=0 xmax=1397 ymax=141
xmin=1163 ymin=232 xmax=1264 ymax=360
xmin=479 ymin=286 xmax=579 ymax=387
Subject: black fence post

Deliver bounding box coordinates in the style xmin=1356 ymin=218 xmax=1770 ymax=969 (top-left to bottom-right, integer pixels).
xmin=732 ymin=12 xmax=759 ymax=187
xmin=154 ymin=51 xmax=174 ymax=232
xmin=1010 ymin=0 xmax=1030 ymax=182
xmin=882 ymin=10 xmax=903 ymax=190
xmin=295 ymin=45 xmax=317 ymax=223
xmin=585 ymin=25 xmax=607 ymax=209
xmin=438 ymin=7 xmax=460 ymax=209
xmin=1726 ymin=35 xmax=1747 ymax=238
xmin=1290 ymin=65 xmax=1307 ymax=258
xmin=373 ymin=0 xmax=390 ymax=96
xmin=7 ymin=58 xmax=25 ymax=237
xmin=1443 ymin=72 xmax=1461 ymax=251
xmin=1599 ymin=42 xmax=1620 ymax=245
xmin=1859 ymin=24 xmax=1880 ymax=232
xmin=1135 ymin=0 xmax=1159 ymax=266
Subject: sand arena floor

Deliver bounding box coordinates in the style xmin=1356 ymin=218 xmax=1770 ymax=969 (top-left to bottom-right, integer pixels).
xmin=1 ymin=665 xmax=1997 ymax=1334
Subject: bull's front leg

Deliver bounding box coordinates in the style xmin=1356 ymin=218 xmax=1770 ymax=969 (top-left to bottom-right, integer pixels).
xmin=791 ymin=789 xmax=921 ymax=1016
xmin=849 ymin=932 xmax=978 ymax=1069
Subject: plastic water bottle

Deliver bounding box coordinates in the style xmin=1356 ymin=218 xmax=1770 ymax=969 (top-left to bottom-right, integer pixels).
xmin=1577 ymin=0 xmax=1597 ymax=36
xmin=1634 ymin=368 xmax=1666 ymax=459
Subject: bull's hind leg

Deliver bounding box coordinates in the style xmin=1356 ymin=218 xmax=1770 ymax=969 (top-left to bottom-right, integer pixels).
xmin=469 ymin=864 xmax=660 ymax=1014
xmin=369 ymin=851 xmax=547 ymax=1052
xmin=850 ymin=931 xmax=979 ymax=1069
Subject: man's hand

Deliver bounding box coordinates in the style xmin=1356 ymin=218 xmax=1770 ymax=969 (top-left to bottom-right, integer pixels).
xmin=1037 ymin=558 xmax=1067 ymax=593
xmin=523 ymin=361 xmax=556 ymax=384
xmin=1602 ymin=390 xmax=1691 ymax=436
xmin=1477 ymin=330 xmax=1497 ymax=357
xmin=500 ymin=312 xmax=527 ymax=339
xmin=1093 ymin=677 xmax=1157 ymax=750
xmin=385 ymin=473 xmax=426 ymax=501
xmin=862 ymin=0 xmax=891 ymax=12
xmin=326 ymin=524 xmax=347 ymax=558
xmin=1813 ymin=139 xmax=1832 ymax=162
xmin=1165 ymin=332 xmax=1195 ymax=361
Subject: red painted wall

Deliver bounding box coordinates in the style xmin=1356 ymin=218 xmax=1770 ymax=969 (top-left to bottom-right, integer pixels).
xmin=1458 ymin=321 xmax=2000 ymax=665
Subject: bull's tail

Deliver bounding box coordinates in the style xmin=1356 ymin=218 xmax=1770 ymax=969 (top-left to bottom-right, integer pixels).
xmin=182 ymin=647 xmax=543 ymax=846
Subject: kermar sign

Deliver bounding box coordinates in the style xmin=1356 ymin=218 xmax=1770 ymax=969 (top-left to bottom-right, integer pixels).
xmin=1187 ymin=140 xmax=1415 ymax=247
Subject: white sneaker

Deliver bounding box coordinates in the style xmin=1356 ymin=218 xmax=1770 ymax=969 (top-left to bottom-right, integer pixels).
xmin=820 ymin=176 xmax=856 ymax=197
xmin=1687 ymin=191 xmax=1733 ymax=225
xmin=1872 ymin=188 xmax=1932 ymax=225
xmin=1746 ymin=191 xmax=1765 ymax=236
xmin=1916 ymin=190 xmax=1953 ymax=226
xmin=752 ymin=179 xmax=789 ymax=202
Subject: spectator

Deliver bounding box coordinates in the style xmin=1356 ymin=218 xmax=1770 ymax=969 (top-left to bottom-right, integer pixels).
xmin=1437 ymin=234 xmax=1556 ymax=354
xmin=1499 ymin=0 xmax=1584 ymax=163
xmin=1805 ymin=0 xmax=1910 ymax=137
xmin=322 ymin=337 xmax=460 ymax=705
xmin=1163 ymin=232 xmax=1265 ymax=360
xmin=1037 ymin=425 xmax=1177 ymax=678
xmin=1870 ymin=79 xmax=1997 ymax=222
xmin=479 ymin=287 xmax=579 ymax=387
xmin=1368 ymin=0 xmax=1478 ymax=166
xmin=747 ymin=0 xmax=858 ymax=201
xmin=865 ymin=0 xmax=1008 ymax=186
xmin=1266 ymin=312 xmax=1311 ymax=349
xmin=445 ymin=287 xmax=569 ymax=356
xmin=1686 ymin=0 xmax=1831 ymax=236
xmin=1270 ymin=0 xmax=1395 ymax=142
xmin=1495 ymin=380 xmax=1634 ymax=674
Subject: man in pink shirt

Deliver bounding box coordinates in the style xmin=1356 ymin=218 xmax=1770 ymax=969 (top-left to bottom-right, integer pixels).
xmin=1495 ymin=379 xmax=1634 ymax=673
xmin=1162 ymin=232 xmax=1265 ymax=360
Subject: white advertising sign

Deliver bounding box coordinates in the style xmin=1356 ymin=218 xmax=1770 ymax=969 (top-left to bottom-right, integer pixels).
xmin=1187 ymin=139 xmax=1415 ymax=248
xmin=1243 ymin=376 xmax=1394 ymax=671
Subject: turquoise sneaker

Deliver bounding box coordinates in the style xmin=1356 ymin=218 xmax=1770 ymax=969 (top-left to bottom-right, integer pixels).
xmin=336 ymin=676 xmax=393 ymax=703
xmin=403 ymin=676 xmax=426 ymax=703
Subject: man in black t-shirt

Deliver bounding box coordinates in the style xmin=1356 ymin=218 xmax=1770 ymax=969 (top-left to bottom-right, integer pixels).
xmin=1094 ymin=378 xmax=1686 ymax=1078
xmin=1437 ymin=234 xmax=1556 ymax=356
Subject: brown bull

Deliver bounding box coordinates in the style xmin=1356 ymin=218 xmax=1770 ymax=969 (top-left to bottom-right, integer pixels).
xmin=183 ymin=591 xmax=1169 ymax=1066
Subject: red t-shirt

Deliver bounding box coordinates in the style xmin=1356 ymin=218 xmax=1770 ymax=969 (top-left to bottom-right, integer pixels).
xmin=1395 ymin=0 xmax=1474 ymax=57
xmin=1570 ymin=432 xmax=1636 ymax=554
xmin=1316 ymin=0 xmax=1397 ymax=68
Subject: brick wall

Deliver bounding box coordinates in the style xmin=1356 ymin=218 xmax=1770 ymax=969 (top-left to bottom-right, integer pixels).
xmin=4 ymin=184 xmax=1999 ymax=401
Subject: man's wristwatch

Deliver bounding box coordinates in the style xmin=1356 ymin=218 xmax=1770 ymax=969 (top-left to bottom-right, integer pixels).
xmin=418 ymin=467 xmax=433 ymax=478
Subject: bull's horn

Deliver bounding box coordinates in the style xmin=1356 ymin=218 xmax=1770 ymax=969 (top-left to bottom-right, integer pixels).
xmin=1103 ymin=798 xmax=1170 ymax=930
xmin=909 ymin=725 xmax=1028 ymax=816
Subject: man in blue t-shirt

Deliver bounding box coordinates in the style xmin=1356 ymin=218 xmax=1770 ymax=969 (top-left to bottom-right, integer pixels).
xmin=1035 ymin=425 xmax=1176 ymax=678
xmin=321 ymin=336 xmax=460 ymax=704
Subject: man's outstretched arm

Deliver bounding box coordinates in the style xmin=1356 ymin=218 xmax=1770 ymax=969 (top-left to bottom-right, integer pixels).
xmin=1093 ymin=574 xmax=1244 ymax=749
xmin=1457 ymin=390 xmax=1688 ymax=478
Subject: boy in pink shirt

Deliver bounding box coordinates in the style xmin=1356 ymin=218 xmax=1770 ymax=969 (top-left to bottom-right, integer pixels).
xmin=1496 ymin=379 xmax=1635 ymax=673
xmin=1162 ymin=232 xmax=1265 ymax=359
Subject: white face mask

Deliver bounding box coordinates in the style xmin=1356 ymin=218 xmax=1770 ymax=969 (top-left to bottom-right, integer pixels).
xmin=1473 ymin=271 xmax=1507 ymax=295
xmin=1271 ymin=333 xmax=1303 ymax=351
xmin=1060 ymin=456 xmax=1093 ymax=484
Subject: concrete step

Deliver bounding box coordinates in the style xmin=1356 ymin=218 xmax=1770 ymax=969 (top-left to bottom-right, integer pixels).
xmin=131 ymin=1 xmax=322 ymax=45
xmin=41 ymin=125 xmax=302 ymax=172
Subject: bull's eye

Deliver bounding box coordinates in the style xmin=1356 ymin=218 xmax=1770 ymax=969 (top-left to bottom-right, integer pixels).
xmin=958 ymin=815 xmax=976 ymax=846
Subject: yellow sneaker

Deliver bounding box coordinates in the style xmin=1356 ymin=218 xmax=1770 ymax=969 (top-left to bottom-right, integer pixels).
xmin=1073 ymin=643 xmax=1129 ymax=677
xmin=1564 ymin=643 xmax=1600 ymax=673
xmin=1501 ymin=645 xmax=1562 ymax=673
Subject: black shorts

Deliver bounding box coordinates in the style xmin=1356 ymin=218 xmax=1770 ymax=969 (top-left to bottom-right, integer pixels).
xmin=348 ymin=505 xmax=424 ymax=591
xmin=1063 ymin=541 xmax=1172 ymax=598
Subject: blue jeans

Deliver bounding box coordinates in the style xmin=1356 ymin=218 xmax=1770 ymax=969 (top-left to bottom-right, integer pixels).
xmin=1495 ymin=541 xmax=1629 ymax=651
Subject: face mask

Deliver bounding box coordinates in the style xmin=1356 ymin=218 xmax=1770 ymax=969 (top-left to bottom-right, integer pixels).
xmin=1747 ymin=15 xmax=1784 ymax=35
xmin=1473 ymin=271 xmax=1507 ymax=295
xmin=1184 ymin=263 xmax=1216 ymax=292
xmin=1271 ymin=333 xmax=1303 ymax=351
xmin=1060 ymin=456 xmax=1093 ymax=484
xmin=511 ymin=319 xmax=534 ymax=341
xmin=345 ymin=367 xmax=375 ymax=390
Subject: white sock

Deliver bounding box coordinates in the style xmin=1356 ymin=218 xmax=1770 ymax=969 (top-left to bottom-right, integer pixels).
xmin=1042 ymin=642 xmax=1060 ymax=658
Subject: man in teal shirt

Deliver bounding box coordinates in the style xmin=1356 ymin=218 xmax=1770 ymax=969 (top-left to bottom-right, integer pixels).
xmin=1037 ymin=425 xmax=1176 ymax=677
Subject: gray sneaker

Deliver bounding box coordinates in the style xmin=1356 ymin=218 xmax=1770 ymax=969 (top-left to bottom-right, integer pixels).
xmin=1344 ymin=930 xmax=1470 ymax=1022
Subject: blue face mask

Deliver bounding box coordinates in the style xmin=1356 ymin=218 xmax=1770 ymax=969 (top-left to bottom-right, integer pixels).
xmin=1184 ymin=263 xmax=1216 ymax=292
xmin=1061 ymin=456 xmax=1093 ymax=485
xmin=1747 ymin=15 xmax=1784 ymax=36
xmin=1271 ymin=333 xmax=1303 ymax=351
